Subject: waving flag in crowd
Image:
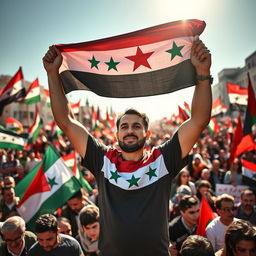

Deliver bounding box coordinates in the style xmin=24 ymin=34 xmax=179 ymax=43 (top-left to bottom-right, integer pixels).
xmin=71 ymin=100 xmax=81 ymax=114
xmin=27 ymin=105 xmax=42 ymax=145
xmin=43 ymin=88 xmax=51 ymax=107
xmin=242 ymin=159 xmax=256 ymax=187
xmin=17 ymin=145 xmax=82 ymax=230
xmin=56 ymin=19 xmax=206 ymax=98
xmin=208 ymin=117 xmax=220 ymax=136
xmin=22 ymin=78 xmax=41 ymax=104
xmin=0 ymin=67 xmax=26 ymax=114
xmin=227 ymin=83 xmax=248 ymax=105
xmin=6 ymin=117 xmax=23 ymax=134
xmin=211 ymin=97 xmax=228 ymax=117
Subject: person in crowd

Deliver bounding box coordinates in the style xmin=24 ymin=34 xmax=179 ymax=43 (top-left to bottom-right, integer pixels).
xmin=43 ymin=38 xmax=212 ymax=256
xmin=0 ymin=216 xmax=37 ymax=256
xmin=3 ymin=176 xmax=16 ymax=188
xmin=196 ymin=179 xmax=215 ymax=210
xmin=236 ymin=189 xmax=256 ymax=226
xmin=215 ymin=219 xmax=256 ymax=256
xmin=180 ymin=235 xmax=215 ymax=256
xmin=170 ymin=169 xmax=196 ymax=199
xmin=0 ymin=151 xmax=21 ymax=177
xmin=24 ymin=151 xmax=40 ymax=174
xmin=217 ymin=149 xmax=228 ymax=171
xmin=206 ymin=194 xmax=239 ymax=252
xmin=57 ymin=216 xmax=73 ymax=236
xmin=191 ymin=153 xmax=208 ymax=180
xmin=77 ymin=205 xmax=100 ymax=255
xmin=28 ymin=214 xmax=84 ymax=256
xmin=195 ymin=168 xmax=211 ymax=186
xmin=169 ymin=195 xmax=200 ymax=256
xmin=61 ymin=190 xmax=93 ymax=237
xmin=208 ymin=159 xmax=225 ymax=191
xmin=224 ymin=158 xmax=243 ymax=186
xmin=0 ymin=187 xmax=19 ymax=221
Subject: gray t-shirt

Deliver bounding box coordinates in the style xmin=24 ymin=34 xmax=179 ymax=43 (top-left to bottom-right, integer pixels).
xmin=28 ymin=234 xmax=83 ymax=256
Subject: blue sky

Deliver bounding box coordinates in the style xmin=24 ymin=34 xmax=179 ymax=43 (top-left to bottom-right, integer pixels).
xmin=1 ymin=0 xmax=255 ymax=120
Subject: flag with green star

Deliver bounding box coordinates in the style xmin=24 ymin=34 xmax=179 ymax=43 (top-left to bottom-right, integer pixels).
xmin=227 ymin=83 xmax=248 ymax=105
xmin=56 ymin=19 xmax=206 ymax=98
xmin=17 ymin=145 xmax=82 ymax=231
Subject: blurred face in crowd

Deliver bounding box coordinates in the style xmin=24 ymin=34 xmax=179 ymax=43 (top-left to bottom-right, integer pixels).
xmin=241 ymin=194 xmax=255 ymax=212
xmin=58 ymin=220 xmax=72 ymax=236
xmin=201 ymin=169 xmax=210 ymax=180
xmin=180 ymin=170 xmax=190 ymax=185
xmin=117 ymin=114 xmax=148 ymax=153
xmin=180 ymin=204 xmax=200 ymax=228
xmin=3 ymin=227 xmax=25 ymax=254
xmin=233 ymin=240 xmax=256 ymax=256
xmin=36 ymin=230 xmax=60 ymax=252
xmin=217 ymin=200 xmax=235 ymax=222
xmin=4 ymin=176 xmax=15 ymax=187
xmin=7 ymin=153 xmax=14 ymax=162
xmin=83 ymin=222 xmax=100 ymax=241
xmin=67 ymin=198 xmax=84 ymax=213
xmin=212 ymin=160 xmax=220 ymax=171
xmin=3 ymin=188 xmax=15 ymax=204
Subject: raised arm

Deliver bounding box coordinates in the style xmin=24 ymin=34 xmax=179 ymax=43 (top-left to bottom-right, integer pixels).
xmin=178 ymin=39 xmax=212 ymax=158
xmin=42 ymin=46 xmax=89 ymax=157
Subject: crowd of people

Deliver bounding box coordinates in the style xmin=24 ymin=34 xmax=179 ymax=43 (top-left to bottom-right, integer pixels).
xmin=0 ymin=39 xmax=255 ymax=255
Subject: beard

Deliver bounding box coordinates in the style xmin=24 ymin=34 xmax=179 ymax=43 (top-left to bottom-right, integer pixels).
xmin=118 ymin=135 xmax=146 ymax=153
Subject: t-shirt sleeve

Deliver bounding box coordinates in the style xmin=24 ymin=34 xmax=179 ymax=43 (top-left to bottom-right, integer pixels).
xmin=157 ymin=131 xmax=188 ymax=179
xmin=81 ymin=135 xmax=109 ymax=179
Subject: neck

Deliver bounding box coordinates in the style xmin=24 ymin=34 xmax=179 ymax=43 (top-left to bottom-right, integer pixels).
xmin=121 ymin=149 xmax=144 ymax=161
xmin=182 ymin=217 xmax=196 ymax=229
xmin=220 ymin=217 xmax=233 ymax=226
xmin=8 ymin=239 xmax=24 ymax=255
xmin=242 ymin=206 xmax=252 ymax=215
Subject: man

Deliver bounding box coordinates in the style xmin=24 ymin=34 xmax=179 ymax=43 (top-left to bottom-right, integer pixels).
xmin=215 ymin=219 xmax=256 ymax=256
xmin=0 ymin=187 xmax=19 ymax=221
xmin=77 ymin=205 xmax=100 ymax=255
xmin=236 ymin=189 xmax=256 ymax=226
xmin=0 ymin=151 xmax=21 ymax=177
xmin=28 ymin=214 xmax=84 ymax=256
xmin=43 ymin=38 xmax=212 ymax=256
xmin=3 ymin=176 xmax=16 ymax=188
xmin=0 ymin=216 xmax=37 ymax=256
xmin=206 ymin=194 xmax=239 ymax=252
xmin=24 ymin=151 xmax=40 ymax=174
xmin=57 ymin=216 xmax=73 ymax=236
xmin=208 ymin=159 xmax=225 ymax=191
xmin=180 ymin=235 xmax=214 ymax=256
xmin=169 ymin=195 xmax=200 ymax=256
xmin=61 ymin=190 xmax=92 ymax=237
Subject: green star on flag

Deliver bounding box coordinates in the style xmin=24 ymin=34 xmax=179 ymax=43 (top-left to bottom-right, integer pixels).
xmin=166 ymin=41 xmax=185 ymax=60
xmin=127 ymin=175 xmax=140 ymax=188
xmin=146 ymin=166 xmax=157 ymax=180
xmin=88 ymin=56 xmax=100 ymax=69
xmin=105 ymin=57 xmax=120 ymax=71
xmin=110 ymin=170 xmax=121 ymax=183
xmin=48 ymin=176 xmax=58 ymax=188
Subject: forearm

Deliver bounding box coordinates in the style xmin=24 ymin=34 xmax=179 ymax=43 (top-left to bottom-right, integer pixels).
xmin=47 ymin=71 xmax=73 ymax=129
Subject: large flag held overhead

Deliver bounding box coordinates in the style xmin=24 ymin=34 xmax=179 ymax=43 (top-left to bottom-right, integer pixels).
xmin=56 ymin=19 xmax=206 ymax=98
xmin=0 ymin=67 xmax=26 ymax=114
xmin=22 ymin=78 xmax=41 ymax=104
xmin=0 ymin=126 xmax=27 ymax=150
xmin=226 ymin=83 xmax=248 ymax=105
xmin=17 ymin=145 xmax=82 ymax=230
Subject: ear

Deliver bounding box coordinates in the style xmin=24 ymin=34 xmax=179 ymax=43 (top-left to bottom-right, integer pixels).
xmin=146 ymin=130 xmax=151 ymax=138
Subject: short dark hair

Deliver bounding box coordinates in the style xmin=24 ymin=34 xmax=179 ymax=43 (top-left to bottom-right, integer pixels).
xmin=225 ymin=219 xmax=256 ymax=256
xmin=79 ymin=205 xmax=99 ymax=227
xmin=116 ymin=108 xmax=149 ymax=131
xmin=241 ymin=189 xmax=255 ymax=199
xmin=180 ymin=235 xmax=215 ymax=256
xmin=179 ymin=195 xmax=199 ymax=212
xmin=215 ymin=194 xmax=234 ymax=210
xmin=35 ymin=214 xmax=58 ymax=233
xmin=68 ymin=190 xmax=83 ymax=200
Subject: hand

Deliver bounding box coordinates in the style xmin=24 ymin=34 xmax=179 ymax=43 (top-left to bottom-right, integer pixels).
xmin=169 ymin=242 xmax=179 ymax=256
xmin=191 ymin=39 xmax=211 ymax=75
xmin=42 ymin=45 xmax=63 ymax=74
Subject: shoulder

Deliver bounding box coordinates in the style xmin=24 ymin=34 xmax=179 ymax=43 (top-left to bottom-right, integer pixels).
xmin=60 ymin=234 xmax=81 ymax=247
xmin=169 ymin=215 xmax=182 ymax=228
xmin=206 ymin=217 xmax=219 ymax=230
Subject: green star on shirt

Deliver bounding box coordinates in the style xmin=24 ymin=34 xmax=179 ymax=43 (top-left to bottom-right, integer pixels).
xmin=105 ymin=57 xmax=120 ymax=71
xmin=48 ymin=176 xmax=58 ymax=188
xmin=88 ymin=56 xmax=100 ymax=69
xmin=110 ymin=170 xmax=121 ymax=183
xmin=127 ymin=175 xmax=140 ymax=188
xmin=146 ymin=166 xmax=157 ymax=180
xmin=166 ymin=41 xmax=185 ymax=60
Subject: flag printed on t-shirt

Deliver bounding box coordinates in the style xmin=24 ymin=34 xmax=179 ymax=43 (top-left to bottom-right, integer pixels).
xmin=56 ymin=19 xmax=206 ymax=98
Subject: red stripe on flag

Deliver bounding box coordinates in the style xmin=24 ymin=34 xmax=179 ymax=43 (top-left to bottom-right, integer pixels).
xmin=241 ymin=159 xmax=256 ymax=172
xmin=56 ymin=19 xmax=205 ymax=52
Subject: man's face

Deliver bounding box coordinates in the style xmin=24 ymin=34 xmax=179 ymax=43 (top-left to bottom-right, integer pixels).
xmin=58 ymin=221 xmax=72 ymax=236
xmin=233 ymin=240 xmax=256 ymax=256
xmin=83 ymin=222 xmax=100 ymax=241
xmin=117 ymin=114 xmax=147 ymax=153
xmin=3 ymin=228 xmax=25 ymax=254
xmin=36 ymin=231 xmax=59 ymax=252
xmin=241 ymin=194 xmax=255 ymax=212
xmin=217 ymin=201 xmax=235 ymax=221
xmin=67 ymin=198 xmax=84 ymax=213
xmin=3 ymin=188 xmax=15 ymax=204
xmin=180 ymin=204 xmax=200 ymax=227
